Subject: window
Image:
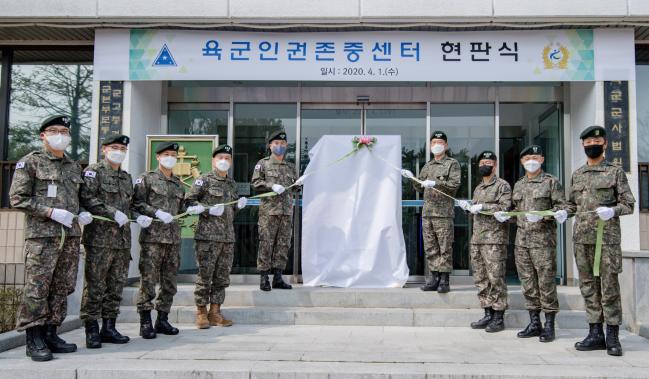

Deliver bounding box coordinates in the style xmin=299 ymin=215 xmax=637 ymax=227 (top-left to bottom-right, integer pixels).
xmin=640 ymin=163 xmax=649 ymax=212
xmin=9 ymin=62 xmax=93 ymax=162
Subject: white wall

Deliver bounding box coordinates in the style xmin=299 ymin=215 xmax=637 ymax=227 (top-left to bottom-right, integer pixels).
xmin=121 ymin=81 xmax=164 ymax=278
xmin=1 ymin=0 xmax=648 ymax=20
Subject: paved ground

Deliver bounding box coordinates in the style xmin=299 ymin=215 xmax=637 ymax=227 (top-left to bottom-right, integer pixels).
xmin=1 ymin=323 xmax=648 ymax=378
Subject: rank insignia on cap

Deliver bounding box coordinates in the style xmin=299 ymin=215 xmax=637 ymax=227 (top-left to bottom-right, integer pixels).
xmin=595 ymin=130 xmax=600 ymax=136
xmin=195 ymin=179 xmax=203 ymax=186
xmin=15 ymin=162 xmax=25 ymax=169
xmin=84 ymin=171 xmax=96 ymax=178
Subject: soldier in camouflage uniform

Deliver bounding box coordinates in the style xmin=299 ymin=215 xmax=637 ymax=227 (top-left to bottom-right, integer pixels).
xmin=132 ymin=141 xmax=187 ymax=339
xmin=79 ymin=134 xmax=154 ymax=348
xmin=10 ymin=115 xmax=93 ymax=361
xmin=567 ymin=125 xmax=635 ymax=357
xmin=510 ymin=145 xmax=569 ymax=343
xmin=185 ymin=144 xmax=248 ymax=329
xmin=458 ymin=151 xmax=511 ymax=333
xmin=252 ymin=130 xmax=303 ymax=291
xmin=411 ymin=131 xmax=461 ymax=293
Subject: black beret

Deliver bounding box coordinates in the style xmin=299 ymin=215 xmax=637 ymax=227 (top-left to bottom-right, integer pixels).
xmin=40 ymin=115 xmax=71 ymax=132
xmin=478 ymin=150 xmax=497 ymax=161
xmin=519 ymin=145 xmax=544 ymax=159
xmin=268 ymin=130 xmax=287 ymax=143
xmin=430 ymin=131 xmax=447 ymax=141
xmin=102 ymin=134 xmax=130 ymax=146
xmin=580 ymin=125 xmax=606 ymax=140
xmin=212 ymin=144 xmax=233 ymax=157
xmin=155 ymin=141 xmax=179 ymax=154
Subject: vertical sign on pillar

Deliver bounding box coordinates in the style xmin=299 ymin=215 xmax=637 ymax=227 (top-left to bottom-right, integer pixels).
xmin=604 ymin=81 xmax=630 ymax=172
xmin=97 ymin=81 xmax=124 ymax=156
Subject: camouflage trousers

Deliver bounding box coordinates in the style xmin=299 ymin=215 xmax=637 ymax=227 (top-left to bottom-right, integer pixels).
xmin=422 ymin=217 xmax=454 ymax=273
xmin=514 ymin=246 xmax=559 ymax=313
xmin=194 ymin=241 xmax=234 ymax=306
xmin=257 ymin=214 xmax=292 ymax=272
xmin=80 ymin=245 xmax=130 ymax=321
xmin=575 ymin=243 xmax=622 ymax=325
xmin=16 ymin=237 xmax=80 ymax=331
xmin=137 ymin=242 xmax=180 ymax=314
xmin=470 ymin=244 xmax=508 ymax=311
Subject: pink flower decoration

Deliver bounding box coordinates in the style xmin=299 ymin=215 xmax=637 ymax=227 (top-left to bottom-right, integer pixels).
xmin=359 ymin=136 xmax=372 ymax=145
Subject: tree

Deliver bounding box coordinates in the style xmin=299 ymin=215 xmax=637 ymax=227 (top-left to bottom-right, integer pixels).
xmin=9 ymin=64 xmax=93 ymax=161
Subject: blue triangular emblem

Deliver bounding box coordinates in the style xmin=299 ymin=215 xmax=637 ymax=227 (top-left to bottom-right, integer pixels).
xmin=153 ymin=44 xmax=177 ymax=67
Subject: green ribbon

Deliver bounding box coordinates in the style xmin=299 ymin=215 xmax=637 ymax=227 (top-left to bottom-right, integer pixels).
xmin=593 ymin=219 xmax=605 ymax=277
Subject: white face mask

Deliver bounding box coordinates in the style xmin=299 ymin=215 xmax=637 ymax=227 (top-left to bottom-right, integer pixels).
xmin=46 ymin=134 xmax=71 ymax=151
xmin=106 ymin=150 xmax=126 ymax=165
xmin=523 ymin=160 xmax=542 ymax=173
xmin=431 ymin=143 xmax=445 ymax=155
xmin=159 ymin=156 xmax=177 ymax=169
xmin=215 ymin=159 xmax=230 ymax=172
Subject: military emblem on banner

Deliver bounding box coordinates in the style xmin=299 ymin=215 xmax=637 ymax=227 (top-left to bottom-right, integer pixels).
xmin=543 ymin=43 xmax=570 ymax=70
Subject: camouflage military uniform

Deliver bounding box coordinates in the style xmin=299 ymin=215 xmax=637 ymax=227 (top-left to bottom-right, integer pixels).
xmin=9 ymin=149 xmax=84 ymax=331
xmin=251 ymin=156 xmax=297 ymax=272
xmin=185 ymin=171 xmax=238 ymax=306
xmin=79 ymin=159 xmax=137 ymax=322
xmin=512 ymin=172 xmax=567 ymax=314
xmin=470 ymin=176 xmax=512 ymax=311
xmin=567 ymin=161 xmax=635 ymax=325
xmin=414 ymin=156 xmax=461 ymax=273
xmin=132 ymin=169 xmax=186 ymax=313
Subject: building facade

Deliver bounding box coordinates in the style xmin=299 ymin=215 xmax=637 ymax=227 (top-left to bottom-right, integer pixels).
xmin=1 ymin=0 xmax=648 ymax=287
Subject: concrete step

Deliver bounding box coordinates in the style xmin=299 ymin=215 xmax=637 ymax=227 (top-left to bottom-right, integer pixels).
xmin=121 ymin=284 xmax=586 ymax=311
xmin=2 ymin=324 xmax=648 ymax=378
xmin=116 ymin=305 xmax=588 ymax=328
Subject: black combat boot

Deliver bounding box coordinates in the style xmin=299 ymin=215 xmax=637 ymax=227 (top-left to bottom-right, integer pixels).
xmin=539 ymin=312 xmax=556 ymax=342
xmin=43 ymin=324 xmax=77 ymax=353
xmin=485 ymin=310 xmax=505 ymax=333
xmin=420 ymin=271 xmax=440 ymax=292
xmin=470 ymin=307 xmax=494 ymax=329
xmin=272 ymin=268 xmax=292 ymax=289
xmin=25 ymin=325 xmax=52 ymax=362
xmin=155 ymin=311 xmax=179 ymax=335
xmin=84 ymin=320 xmax=102 ymax=349
xmin=437 ymin=272 xmax=450 ymax=293
xmin=575 ymin=323 xmax=606 ymax=351
xmin=259 ymin=271 xmax=271 ymax=291
xmin=139 ymin=310 xmax=156 ymax=339
xmin=606 ymin=324 xmax=623 ymax=356
xmin=517 ymin=310 xmax=542 ymax=338
xmin=100 ymin=318 xmax=130 ymax=344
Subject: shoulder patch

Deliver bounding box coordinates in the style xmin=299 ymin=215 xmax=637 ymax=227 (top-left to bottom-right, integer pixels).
xmin=195 ymin=179 xmax=203 ymax=186
xmin=84 ymin=171 xmax=96 ymax=178
xmin=15 ymin=162 xmax=25 ymax=169
xmin=255 ymin=164 xmax=262 ymax=171
xmin=135 ymin=178 xmax=143 ymax=184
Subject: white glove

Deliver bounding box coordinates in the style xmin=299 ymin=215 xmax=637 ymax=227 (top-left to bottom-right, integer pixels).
xmin=294 ymin=175 xmax=307 ymax=186
xmin=596 ymin=206 xmax=615 ymax=221
xmin=77 ymin=211 xmax=93 ymax=226
xmin=155 ymin=209 xmax=174 ymax=224
xmin=50 ymin=208 xmax=74 ymax=228
xmin=526 ymin=213 xmax=544 ymax=223
xmin=554 ymin=210 xmax=568 ymax=224
xmin=237 ymin=197 xmax=248 ymax=209
xmin=186 ymin=205 xmax=206 ymax=215
xmin=469 ymin=204 xmax=484 ymax=215
xmin=400 ymin=169 xmax=415 ymax=179
xmin=457 ymin=200 xmax=471 ymax=211
xmin=494 ymin=211 xmax=511 ymax=223
xmin=136 ymin=215 xmax=153 ymax=228
xmin=272 ymin=184 xmax=286 ymax=195
xmin=209 ymin=204 xmax=225 ymax=216
xmin=422 ymin=180 xmax=436 ymax=188
xmin=114 ymin=210 xmax=129 ymax=227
